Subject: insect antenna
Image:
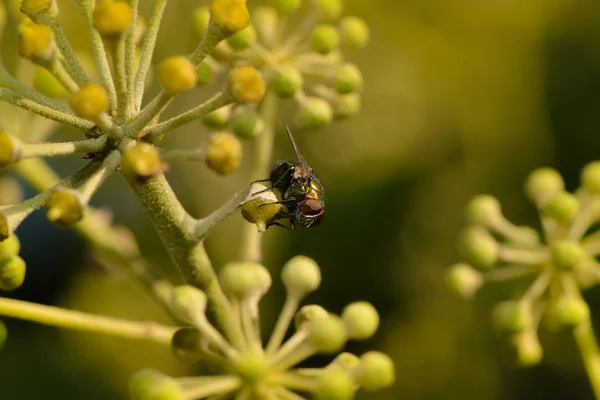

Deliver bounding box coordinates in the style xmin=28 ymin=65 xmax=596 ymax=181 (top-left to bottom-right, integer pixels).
xmin=283 ymin=121 xmax=307 ymax=167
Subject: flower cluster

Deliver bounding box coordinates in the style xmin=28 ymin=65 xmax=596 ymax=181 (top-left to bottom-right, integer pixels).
xmin=447 ymin=162 xmax=600 ymax=366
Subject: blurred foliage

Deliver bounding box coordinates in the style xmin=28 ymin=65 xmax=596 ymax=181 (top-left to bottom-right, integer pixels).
xmin=4 ymin=0 xmax=600 ymax=399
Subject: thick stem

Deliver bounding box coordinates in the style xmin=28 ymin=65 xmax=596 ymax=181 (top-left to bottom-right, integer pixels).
xmin=124 ymin=0 xmax=139 ymax=118
xmin=574 ymin=314 xmax=600 ymax=399
xmin=110 ymin=38 xmax=129 ymax=123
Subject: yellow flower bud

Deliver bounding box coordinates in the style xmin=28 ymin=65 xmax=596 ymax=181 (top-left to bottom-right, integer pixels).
xmin=121 ymin=142 xmax=163 ymax=181
xmin=0 ymin=256 xmax=26 ymax=291
xmin=93 ymin=0 xmax=132 ymax=37
xmin=229 ymin=66 xmax=265 ymax=103
xmin=210 ymin=0 xmax=250 ymax=33
xmin=20 ymin=0 xmax=53 ymax=16
xmin=18 ymin=21 xmax=55 ymax=62
xmin=241 ymin=183 xmax=281 ymax=232
xmin=45 ymin=188 xmax=85 ymax=227
xmin=205 ymin=131 xmax=242 ymax=175
xmin=158 ymin=56 xmax=197 ymax=94
xmin=70 ymin=83 xmax=109 ymax=119
xmin=0 ymin=132 xmax=21 ymax=168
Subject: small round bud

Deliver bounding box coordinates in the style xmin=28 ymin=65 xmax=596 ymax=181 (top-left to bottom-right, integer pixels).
xmin=171 ymin=327 xmax=203 ymax=358
xmin=296 ymin=97 xmax=333 ymax=129
xmin=0 ymin=176 xmax=23 ymax=205
xmin=241 ymin=183 xmax=281 ymax=232
xmin=227 ymin=24 xmax=256 ymax=49
xmin=311 ymin=24 xmax=340 ymax=55
xmin=295 ymin=304 xmax=329 ymax=330
xmin=251 ymin=6 xmax=278 ymax=41
xmin=0 ymin=256 xmax=26 ymax=291
xmin=0 ymin=320 xmax=6 ymax=348
xmin=513 ymin=331 xmax=543 ymax=367
xmin=542 ymin=192 xmax=579 ymax=223
xmin=309 ymin=313 xmax=348 ymax=353
xmin=339 ymin=16 xmax=369 ymax=50
xmin=229 ymin=66 xmax=266 ymax=103
xmin=335 ymin=63 xmax=362 ymax=94
xmin=551 ymin=240 xmax=583 ymax=272
xmin=20 ymin=0 xmax=53 ymax=16
xmin=158 ymin=56 xmax=196 ymax=94
xmin=267 ymin=0 xmax=300 ymax=14
xmin=281 ymin=255 xmax=321 ymax=298
xmin=0 ymin=235 xmax=20 ymax=262
xmin=445 ymin=262 xmax=483 ymax=299
xmin=201 ymin=106 xmax=232 ymax=129
xmin=458 ymin=226 xmax=499 ymax=270
xmin=33 ymin=67 xmax=68 ymax=98
xmin=525 ymin=167 xmax=564 ymax=207
xmin=129 ymin=369 xmax=185 ymax=400
xmin=121 ymin=142 xmax=163 ymax=181
xmin=492 ymin=301 xmax=530 ymax=336
xmin=231 ymin=351 xmax=270 ymax=383
xmin=45 ymin=189 xmax=84 ymax=227
xmin=70 ymin=83 xmax=109 ymax=119
xmin=211 ymin=0 xmax=250 ymax=34
xmin=229 ymin=109 xmax=264 ymax=139
xmin=170 ymin=285 xmax=207 ymax=325
xmin=92 ymin=0 xmax=132 ymax=37
xmin=191 ymin=7 xmax=210 ymax=39
xmin=342 ymin=301 xmax=379 ymax=340
xmin=272 ymin=66 xmax=303 ymax=99
xmin=356 ymin=351 xmax=395 ymax=391
xmin=581 ymin=161 xmax=600 ymax=193
xmin=331 ymin=352 xmax=360 ymax=371
xmin=0 ymin=132 xmax=20 ymax=167
xmin=549 ymin=296 xmax=590 ymax=329
xmin=465 ymin=194 xmax=502 ymax=227
xmin=0 ymin=214 xmax=9 ymax=242
xmin=205 ymin=131 xmax=242 ymax=175
xmin=18 ymin=22 xmax=54 ymax=62
xmin=196 ymin=61 xmax=214 ymax=87
xmin=311 ymin=0 xmax=342 ymax=20
xmin=333 ymin=93 xmax=361 ymax=119
xmin=314 ymin=369 xmax=355 ymax=400
xmin=219 ymin=261 xmax=271 ymax=299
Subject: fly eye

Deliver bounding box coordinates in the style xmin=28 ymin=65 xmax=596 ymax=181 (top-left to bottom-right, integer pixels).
xmin=299 ymin=199 xmax=323 ymax=216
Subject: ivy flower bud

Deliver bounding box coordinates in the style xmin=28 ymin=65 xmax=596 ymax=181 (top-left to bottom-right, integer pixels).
xmin=229 ymin=66 xmax=265 ymax=103
xmin=333 ymin=93 xmax=360 ymax=119
xmin=0 ymin=256 xmax=26 ymax=291
xmin=551 ymin=240 xmax=583 ymax=272
xmin=311 ymin=0 xmax=342 ymax=20
xmin=201 ymin=106 xmax=232 ymax=129
xmin=445 ymin=262 xmax=483 ymax=299
xmin=272 ymin=66 xmax=303 ymax=99
xmin=18 ymin=22 xmax=55 ymax=62
xmin=70 ymin=83 xmax=109 ymax=119
xmin=308 ymin=313 xmax=348 ymax=353
xmin=0 ymin=214 xmax=9 ymax=241
xmin=281 ymin=255 xmax=321 ymax=299
xmin=229 ymin=109 xmax=264 ymax=139
xmin=331 ymin=352 xmax=360 ymax=371
xmin=171 ymin=327 xmax=203 ymax=358
xmin=0 ymin=320 xmax=6 ymax=348
xmin=158 ymin=56 xmax=196 ymax=94
xmin=458 ymin=226 xmax=499 ymax=270
xmin=92 ymin=0 xmax=132 ymax=37
xmin=492 ymin=301 xmax=530 ymax=336
xmin=513 ymin=331 xmax=543 ymax=367
xmin=335 ymin=63 xmax=362 ymax=94
xmin=196 ymin=61 xmax=214 ymax=87
xmin=33 ymin=67 xmax=68 ymax=98
xmin=342 ymin=301 xmax=379 ymax=340
xmin=231 ymin=351 xmax=270 ymax=383
xmin=170 ymin=285 xmax=207 ymax=325
xmin=311 ymin=24 xmax=339 ymax=55
xmin=465 ymin=194 xmax=502 ymax=227
xmin=339 ymin=16 xmax=369 ymax=50
xmin=0 ymin=235 xmax=20 ymax=262
xmin=241 ymin=183 xmax=281 ymax=231
xmin=356 ymin=351 xmax=395 ymax=391
xmin=267 ymin=0 xmax=300 ymax=14
xmin=581 ymin=161 xmax=600 ymax=193
xmin=0 ymin=176 xmax=23 ymax=205
xmin=192 ymin=7 xmax=210 ymax=39
xmin=45 ymin=188 xmax=84 ymax=227
xmin=524 ymin=167 xmax=564 ymax=207
xmin=121 ymin=142 xmax=163 ymax=181
xmin=129 ymin=369 xmax=186 ymax=400
xmin=227 ymin=24 xmax=256 ymax=49
xmin=211 ymin=0 xmax=250 ymax=34
xmin=219 ymin=261 xmax=271 ymax=299
xmin=0 ymin=132 xmax=21 ymax=167
xmin=205 ymin=131 xmax=242 ymax=175
xmin=296 ymin=97 xmax=333 ymax=129
xmin=295 ymin=304 xmax=328 ymax=330
xmin=542 ymin=191 xmax=579 ymax=223
xmin=548 ymin=296 xmax=590 ymax=330
xmin=314 ymin=369 xmax=355 ymax=400
xmin=20 ymin=0 xmax=55 ymax=17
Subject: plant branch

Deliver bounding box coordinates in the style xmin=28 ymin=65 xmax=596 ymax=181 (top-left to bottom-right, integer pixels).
xmin=17 ymin=136 xmax=107 ymax=160
xmin=110 ymin=38 xmax=129 ymax=123
xmin=124 ymin=0 xmax=139 ymax=118
xmin=159 ymin=147 xmax=205 ymax=164
xmin=194 ymin=187 xmax=252 ymax=239
xmin=79 ymin=150 xmax=121 ymax=203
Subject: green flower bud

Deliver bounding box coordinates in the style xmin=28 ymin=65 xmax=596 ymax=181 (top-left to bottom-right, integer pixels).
xmin=525 ymin=167 xmax=564 ymax=207
xmin=219 ymin=261 xmax=271 ymax=299
xmin=339 ymin=16 xmax=369 ymax=50
xmin=458 ymin=226 xmax=499 ymax=270
xmin=542 ymin=192 xmax=579 ymax=223
xmin=191 ymin=7 xmax=210 ymax=39
xmin=196 ymin=61 xmax=214 ymax=87
xmin=45 ymin=188 xmax=84 ymax=227
xmin=251 ymin=6 xmax=278 ymax=42
xmin=205 ymin=131 xmax=242 ymax=175
xmin=0 ymin=234 xmax=20 ymax=262
xmin=311 ymin=0 xmax=342 ymax=20
xmin=211 ymin=0 xmax=250 ymax=34
xmin=356 ymin=351 xmax=395 ymax=391
xmin=18 ymin=21 xmax=55 ymax=62
xmin=333 ymin=93 xmax=360 ymax=119
xmin=229 ymin=108 xmax=264 ymax=139
xmin=33 ymin=67 xmax=68 ymax=98
xmin=231 ymin=351 xmax=270 ymax=383
xmin=171 ymin=327 xmax=203 ymax=358
xmin=311 ymin=24 xmax=339 ymax=55
xmin=267 ymin=0 xmax=300 ymax=14
xmin=241 ymin=183 xmax=282 ymax=232
xmin=281 ymin=255 xmax=321 ymax=299
xmin=227 ymin=24 xmax=256 ymax=49
xmin=296 ymin=97 xmax=333 ymax=129
xmin=201 ymin=106 xmax=232 ymax=129
xmin=445 ymin=262 xmax=483 ymax=299
xmin=70 ymin=83 xmax=109 ymax=119
xmin=20 ymin=0 xmax=55 ymax=18
xmin=295 ymin=304 xmax=328 ymax=330
xmin=158 ymin=56 xmax=196 ymax=94
xmin=0 ymin=214 xmax=9 ymax=242
xmin=492 ymin=301 xmax=530 ymax=336
xmin=170 ymin=285 xmax=207 ymax=325
xmin=0 ymin=320 xmax=6 ymax=348
xmin=272 ymin=66 xmax=303 ymax=99
xmin=0 ymin=256 xmax=26 ymax=291
xmin=92 ymin=0 xmax=132 ymax=37
xmin=335 ymin=63 xmax=362 ymax=94
xmin=229 ymin=66 xmax=266 ymax=103
xmin=0 ymin=176 xmax=23 ymax=205
xmin=581 ymin=161 xmax=600 ymax=193
xmin=549 ymin=296 xmax=590 ymax=330
xmin=121 ymin=142 xmax=163 ymax=181
xmin=551 ymin=240 xmax=583 ymax=272
xmin=309 ymin=313 xmax=348 ymax=353
xmin=342 ymin=301 xmax=379 ymax=340
xmin=513 ymin=331 xmax=543 ymax=367
xmin=331 ymin=352 xmax=360 ymax=371
xmin=314 ymin=368 xmax=355 ymax=400
xmin=0 ymin=132 xmax=21 ymax=167
xmin=129 ymin=369 xmax=185 ymax=400
xmin=465 ymin=194 xmax=502 ymax=227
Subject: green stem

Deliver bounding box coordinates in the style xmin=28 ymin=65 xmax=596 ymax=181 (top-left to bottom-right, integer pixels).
xmin=265 ymin=296 xmax=299 ymax=355
xmin=47 ymin=57 xmax=79 ymax=93
xmin=194 ymin=187 xmax=252 ymax=239
xmin=0 ymin=297 xmax=175 ymax=345
xmin=160 ymin=147 xmax=205 ymax=164
xmin=182 ymin=376 xmax=242 ymax=400
xmin=47 ymin=17 xmax=89 ymax=86
xmin=574 ymin=313 xmax=600 ymax=399
xmin=79 ymin=150 xmax=121 ymax=203
xmin=110 ymin=38 xmax=129 ymax=123
xmin=124 ymin=0 xmax=139 ymax=118
xmin=239 ymin=90 xmax=276 ymax=262
xmin=18 ymin=136 xmax=107 ymax=160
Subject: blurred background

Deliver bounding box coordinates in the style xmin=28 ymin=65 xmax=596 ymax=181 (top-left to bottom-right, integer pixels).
xmin=3 ymin=0 xmax=600 ymax=399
